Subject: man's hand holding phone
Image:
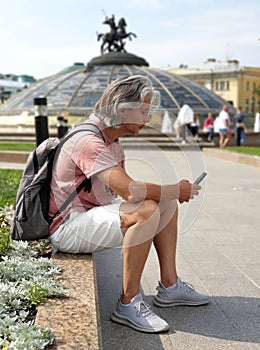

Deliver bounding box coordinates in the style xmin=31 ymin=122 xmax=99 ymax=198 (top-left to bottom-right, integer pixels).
xmin=178 ymin=172 xmax=207 ymax=203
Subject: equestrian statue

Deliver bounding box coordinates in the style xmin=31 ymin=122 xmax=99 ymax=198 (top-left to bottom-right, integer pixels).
xmin=97 ymin=14 xmax=137 ymax=54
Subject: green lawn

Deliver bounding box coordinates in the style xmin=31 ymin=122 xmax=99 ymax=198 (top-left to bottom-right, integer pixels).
xmin=0 ymin=169 xmax=22 ymax=207
xmin=0 ymin=142 xmax=35 ymax=152
xmin=0 ymin=144 xmax=33 ymax=207
xmin=1 ymin=142 xmax=260 ymax=156
xmin=225 ymin=146 xmax=260 ymax=157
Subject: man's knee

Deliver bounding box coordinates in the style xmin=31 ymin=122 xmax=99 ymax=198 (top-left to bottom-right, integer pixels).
xmin=159 ymin=199 xmax=178 ymax=215
xmin=138 ymin=199 xmax=159 ymax=221
xmin=120 ymin=199 xmax=159 ymax=229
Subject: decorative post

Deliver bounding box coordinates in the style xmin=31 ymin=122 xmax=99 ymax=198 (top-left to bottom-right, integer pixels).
xmin=57 ymin=115 xmax=68 ymax=138
xmin=34 ymin=97 xmax=49 ymax=146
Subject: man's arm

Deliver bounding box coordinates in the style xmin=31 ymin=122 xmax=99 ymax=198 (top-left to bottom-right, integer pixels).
xmin=96 ymin=165 xmax=200 ymax=204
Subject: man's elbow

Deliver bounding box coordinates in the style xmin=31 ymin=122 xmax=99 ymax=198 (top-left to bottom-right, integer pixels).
xmin=116 ymin=181 xmax=147 ymax=202
xmin=125 ymin=181 xmax=147 ymax=202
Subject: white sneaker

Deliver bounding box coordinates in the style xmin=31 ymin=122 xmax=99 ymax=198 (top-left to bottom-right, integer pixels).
xmin=111 ymin=293 xmax=169 ymax=333
xmin=153 ymin=278 xmax=210 ymax=307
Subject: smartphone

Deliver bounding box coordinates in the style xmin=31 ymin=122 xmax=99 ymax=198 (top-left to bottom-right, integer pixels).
xmin=194 ymin=172 xmax=207 ymax=185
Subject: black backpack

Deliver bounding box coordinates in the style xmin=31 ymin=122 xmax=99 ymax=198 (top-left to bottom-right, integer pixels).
xmin=11 ymin=123 xmax=104 ymax=241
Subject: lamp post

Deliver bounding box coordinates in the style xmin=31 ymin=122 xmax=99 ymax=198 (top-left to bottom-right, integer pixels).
xmin=34 ymin=97 xmax=49 ymax=146
xmin=57 ymin=115 xmax=68 ymax=138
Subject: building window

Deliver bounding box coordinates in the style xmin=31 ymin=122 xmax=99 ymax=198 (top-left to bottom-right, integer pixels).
xmin=251 ymin=97 xmax=256 ymax=114
xmin=215 ymin=80 xmax=229 ymax=91
xmin=246 ymin=82 xmax=250 ymax=91
xmin=245 ymin=99 xmax=249 ymax=113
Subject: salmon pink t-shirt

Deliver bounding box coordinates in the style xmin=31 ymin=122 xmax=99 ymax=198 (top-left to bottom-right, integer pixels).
xmin=48 ymin=120 xmax=125 ymax=234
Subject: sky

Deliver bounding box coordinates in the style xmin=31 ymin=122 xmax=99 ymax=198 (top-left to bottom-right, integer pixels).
xmin=0 ymin=0 xmax=259 ymax=79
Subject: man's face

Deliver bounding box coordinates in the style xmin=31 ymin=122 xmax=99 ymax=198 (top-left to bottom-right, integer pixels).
xmin=224 ymin=106 xmax=229 ymax=112
xmin=121 ymin=96 xmax=151 ymax=135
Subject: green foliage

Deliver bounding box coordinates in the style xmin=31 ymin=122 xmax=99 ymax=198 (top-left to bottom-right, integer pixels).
xmin=0 ymin=225 xmax=12 ymax=256
xmin=0 ymin=207 xmax=66 ymax=349
xmin=0 ymin=207 xmax=13 ymax=255
xmin=0 ymin=318 xmax=55 ymax=349
xmin=0 ymin=169 xmax=22 ymax=207
xmin=25 ymin=283 xmax=49 ymax=307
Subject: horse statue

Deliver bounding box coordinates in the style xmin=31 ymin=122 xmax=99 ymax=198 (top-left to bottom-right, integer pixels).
xmin=116 ymin=17 xmax=137 ymax=51
xmin=97 ymin=15 xmax=137 ymax=54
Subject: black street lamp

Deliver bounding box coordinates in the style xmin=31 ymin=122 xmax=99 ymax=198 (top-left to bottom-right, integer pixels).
xmin=34 ymin=97 xmax=49 ymax=146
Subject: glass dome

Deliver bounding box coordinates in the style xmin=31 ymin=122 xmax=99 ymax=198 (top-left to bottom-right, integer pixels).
xmin=0 ymin=53 xmax=232 ymax=117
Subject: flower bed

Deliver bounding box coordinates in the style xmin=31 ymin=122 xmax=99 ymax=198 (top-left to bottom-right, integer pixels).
xmin=0 ymin=206 xmax=66 ymax=350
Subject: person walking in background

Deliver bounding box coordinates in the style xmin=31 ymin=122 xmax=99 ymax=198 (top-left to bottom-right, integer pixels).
xmin=234 ymin=106 xmax=247 ymax=146
xmin=203 ymin=113 xmax=215 ymax=142
xmin=48 ymin=75 xmax=210 ymax=334
xmin=218 ymin=105 xmax=231 ymax=147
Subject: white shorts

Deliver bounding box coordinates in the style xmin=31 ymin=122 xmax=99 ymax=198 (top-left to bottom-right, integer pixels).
xmin=50 ymin=202 xmax=124 ymax=254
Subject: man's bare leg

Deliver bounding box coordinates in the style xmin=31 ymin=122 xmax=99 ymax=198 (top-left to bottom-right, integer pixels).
xmin=153 ymin=200 xmax=178 ymax=288
xmin=120 ymin=199 xmax=160 ymax=304
xmin=111 ymin=199 xmax=170 ymax=333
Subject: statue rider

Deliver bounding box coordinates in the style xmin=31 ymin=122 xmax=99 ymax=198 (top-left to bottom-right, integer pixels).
xmin=103 ymin=14 xmax=117 ymax=39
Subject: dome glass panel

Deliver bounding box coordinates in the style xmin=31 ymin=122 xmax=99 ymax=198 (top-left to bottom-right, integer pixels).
xmin=0 ymin=53 xmax=233 ymax=116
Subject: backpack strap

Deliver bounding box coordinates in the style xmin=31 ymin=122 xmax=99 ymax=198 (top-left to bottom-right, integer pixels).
xmin=49 ymin=122 xmax=105 ymax=223
xmin=51 ymin=177 xmax=90 ymax=221
xmin=58 ymin=122 xmax=105 ymax=153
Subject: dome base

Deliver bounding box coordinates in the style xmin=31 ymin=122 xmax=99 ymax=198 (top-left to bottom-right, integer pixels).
xmin=85 ymin=52 xmax=149 ymax=71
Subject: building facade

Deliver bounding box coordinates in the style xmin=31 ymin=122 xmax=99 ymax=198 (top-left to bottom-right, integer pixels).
xmin=169 ymin=59 xmax=260 ymax=116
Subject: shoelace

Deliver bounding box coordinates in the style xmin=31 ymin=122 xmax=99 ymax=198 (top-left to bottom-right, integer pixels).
xmin=157 ymin=281 xmax=196 ymax=295
xmin=179 ymin=281 xmax=195 ymax=294
xmin=135 ymin=301 xmax=152 ymax=317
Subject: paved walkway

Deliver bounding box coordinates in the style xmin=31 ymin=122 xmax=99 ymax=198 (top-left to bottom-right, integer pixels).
xmin=95 ymin=148 xmax=260 ymax=350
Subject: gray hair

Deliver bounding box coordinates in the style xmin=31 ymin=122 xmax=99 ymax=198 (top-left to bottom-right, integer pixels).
xmin=94 ymin=75 xmax=160 ymax=128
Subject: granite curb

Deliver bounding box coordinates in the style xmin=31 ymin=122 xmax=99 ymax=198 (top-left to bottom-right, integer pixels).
xmin=35 ymin=253 xmax=101 ymax=350
xmin=0 ymin=150 xmax=30 ymax=163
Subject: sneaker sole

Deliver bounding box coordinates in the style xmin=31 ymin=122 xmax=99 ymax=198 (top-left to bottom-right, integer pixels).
xmin=111 ymin=311 xmax=170 ymax=333
xmin=153 ymin=297 xmax=210 ymax=308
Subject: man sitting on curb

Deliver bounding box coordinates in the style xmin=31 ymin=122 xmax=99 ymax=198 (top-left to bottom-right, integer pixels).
xmin=49 ymin=75 xmax=210 ymax=333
